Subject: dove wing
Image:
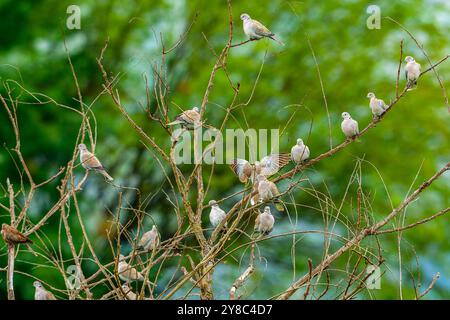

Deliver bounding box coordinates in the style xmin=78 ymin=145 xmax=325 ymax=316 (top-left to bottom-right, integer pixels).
xmin=260 ymin=153 xmax=291 ymax=176
xmin=252 ymin=20 xmax=273 ymax=36
xmin=81 ymin=152 xmax=104 ymax=169
xmin=230 ymin=159 xmax=252 ymax=182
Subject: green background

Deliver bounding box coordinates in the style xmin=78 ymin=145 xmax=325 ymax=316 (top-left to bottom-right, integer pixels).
xmin=0 ymin=0 xmax=449 ymax=299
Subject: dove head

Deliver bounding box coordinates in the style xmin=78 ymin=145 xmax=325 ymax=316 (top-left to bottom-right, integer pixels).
xmin=121 ymin=284 xmax=131 ymax=291
xmin=264 ymin=206 xmax=271 ymax=214
xmin=119 ymin=254 xmax=126 ymax=262
xmin=405 ymin=56 xmax=415 ymax=63
xmin=367 ymin=92 xmax=375 ymax=99
xmin=297 ymin=138 xmax=304 ymax=145
xmin=208 ymin=200 xmax=218 ymax=207
xmin=78 ymin=144 xmax=87 ymax=151
xmin=151 ymin=225 xmax=157 ymax=232
xmin=240 ymin=13 xmax=251 ymax=21
xmin=342 ymin=112 xmax=351 ymax=119
xmin=33 ymin=281 xmax=42 ymax=288
xmin=192 ymin=107 xmax=199 ymax=112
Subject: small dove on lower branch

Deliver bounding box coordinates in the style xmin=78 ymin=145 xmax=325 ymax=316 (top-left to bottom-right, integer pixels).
xmin=33 ymin=281 xmax=57 ymax=300
xmin=254 ymin=206 xmax=275 ymax=235
xmin=118 ymin=254 xmax=145 ymax=282
xmin=341 ymin=112 xmax=359 ymax=139
xmin=78 ymin=144 xmax=113 ymax=181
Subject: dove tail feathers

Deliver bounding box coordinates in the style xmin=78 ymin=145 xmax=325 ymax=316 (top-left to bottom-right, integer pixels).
xmin=100 ymin=170 xmax=114 ymax=181
xmin=270 ymin=35 xmax=285 ymax=46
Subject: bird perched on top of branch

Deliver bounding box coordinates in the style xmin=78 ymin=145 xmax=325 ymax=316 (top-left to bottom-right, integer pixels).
xmin=209 ymin=200 xmax=227 ymax=229
xmin=78 ymin=144 xmax=113 ymax=181
xmin=341 ymin=112 xmax=359 ymax=139
xmin=253 ymin=175 xmax=284 ymax=211
xmin=254 ymin=206 xmax=275 ymax=235
xmin=33 ymin=281 xmax=57 ymax=300
xmin=230 ymin=153 xmax=290 ymax=183
xmin=167 ymin=107 xmax=201 ymax=129
xmin=137 ymin=225 xmax=159 ymax=252
xmin=240 ymin=13 xmax=284 ymax=46
xmin=367 ymin=92 xmax=387 ymax=117
xmin=291 ymin=138 xmax=310 ymax=164
xmin=1 ymin=223 xmax=37 ymax=256
xmin=118 ymin=254 xmax=145 ymax=283
xmin=404 ymin=56 xmax=421 ymax=90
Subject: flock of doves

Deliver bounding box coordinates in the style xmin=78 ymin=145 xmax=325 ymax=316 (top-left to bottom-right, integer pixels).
xmin=1 ymin=13 xmax=422 ymax=300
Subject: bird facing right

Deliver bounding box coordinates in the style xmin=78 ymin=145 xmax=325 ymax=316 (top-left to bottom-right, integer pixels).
xmin=367 ymin=92 xmax=387 ymax=117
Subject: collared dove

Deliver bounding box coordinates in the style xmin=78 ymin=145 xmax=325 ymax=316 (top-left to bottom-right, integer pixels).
xmin=208 ymin=200 xmax=227 ymax=228
xmin=230 ymin=153 xmax=290 ymax=183
xmin=1 ymin=223 xmax=37 ymax=256
xmin=291 ymin=138 xmax=310 ymax=164
xmin=78 ymin=144 xmax=113 ymax=181
xmin=167 ymin=107 xmax=201 ymax=129
xmin=254 ymin=206 xmax=275 ymax=235
xmin=255 ymin=175 xmax=284 ymax=211
xmin=404 ymin=56 xmax=421 ymax=89
xmin=118 ymin=254 xmax=145 ymax=282
xmin=33 ymin=281 xmax=57 ymax=300
xmin=341 ymin=112 xmax=359 ymax=139
xmin=367 ymin=92 xmax=387 ymax=117
xmin=121 ymin=284 xmax=138 ymax=300
xmin=240 ymin=13 xmax=284 ymax=45
xmin=137 ymin=225 xmax=160 ymax=252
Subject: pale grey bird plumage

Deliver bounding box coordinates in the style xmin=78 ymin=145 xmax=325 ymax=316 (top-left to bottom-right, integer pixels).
xmin=341 ymin=112 xmax=359 ymax=138
xmin=240 ymin=13 xmax=284 ymax=45
xmin=209 ymin=200 xmax=227 ymax=228
xmin=291 ymin=138 xmax=310 ymax=164
xmin=254 ymin=206 xmax=275 ymax=235
xmin=118 ymin=254 xmax=145 ymax=282
xmin=138 ymin=225 xmax=159 ymax=252
xmin=367 ymin=92 xmax=387 ymax=116
xmin=33 ymin=281 xmax=57 ymax=300
xmin=404 ymin=56 xmax=421 ymax=89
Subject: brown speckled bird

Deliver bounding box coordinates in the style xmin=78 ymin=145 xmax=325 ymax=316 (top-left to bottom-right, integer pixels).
xmin=167 ymin=107 xmax=201 ymax=129
xmin=1 ymin=223 xmax=36 ymax=255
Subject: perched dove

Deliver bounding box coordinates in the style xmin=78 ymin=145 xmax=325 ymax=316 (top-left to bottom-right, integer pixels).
xmin=341 ymin=112 xmax=359 ymax=139
xmin=137 ymin=225 xmax=160 ymax=252
xmin=33 ymin=281 xmax=57 ymax=300
xmin=291 ymin=138 xmax=310 ymax=164
xmin=240 ymin=13 xmax=284 ymax=45
xmin=230 ymin=154 xmax=290 ymax=183
xmin=121 ymin=284 xmax=137 ymax=300
xmin=118 ymin=254 xmax=145 ymax=282
xmin=254 ymin=206 xmax=275 ymax=235
xmin=367 ymin=92 xmax=387 ymax=117
xmin=78 ymin=144 xmax=113 ymax=181
xmin=1 ymin=223 xmax=36 ymax=256
xmin=255 ymin=175 xmax=284 ymax=211
xmin=167 ymin=107 xmax=201 ymax=129
xmin=404 ymin=56 xmax=421 ymax=88
xmin=209 ymin=200 xmax=227 ymax=228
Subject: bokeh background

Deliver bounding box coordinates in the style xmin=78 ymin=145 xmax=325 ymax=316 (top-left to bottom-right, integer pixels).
xmin=0 ymin=0 xmax=449 ymax=299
